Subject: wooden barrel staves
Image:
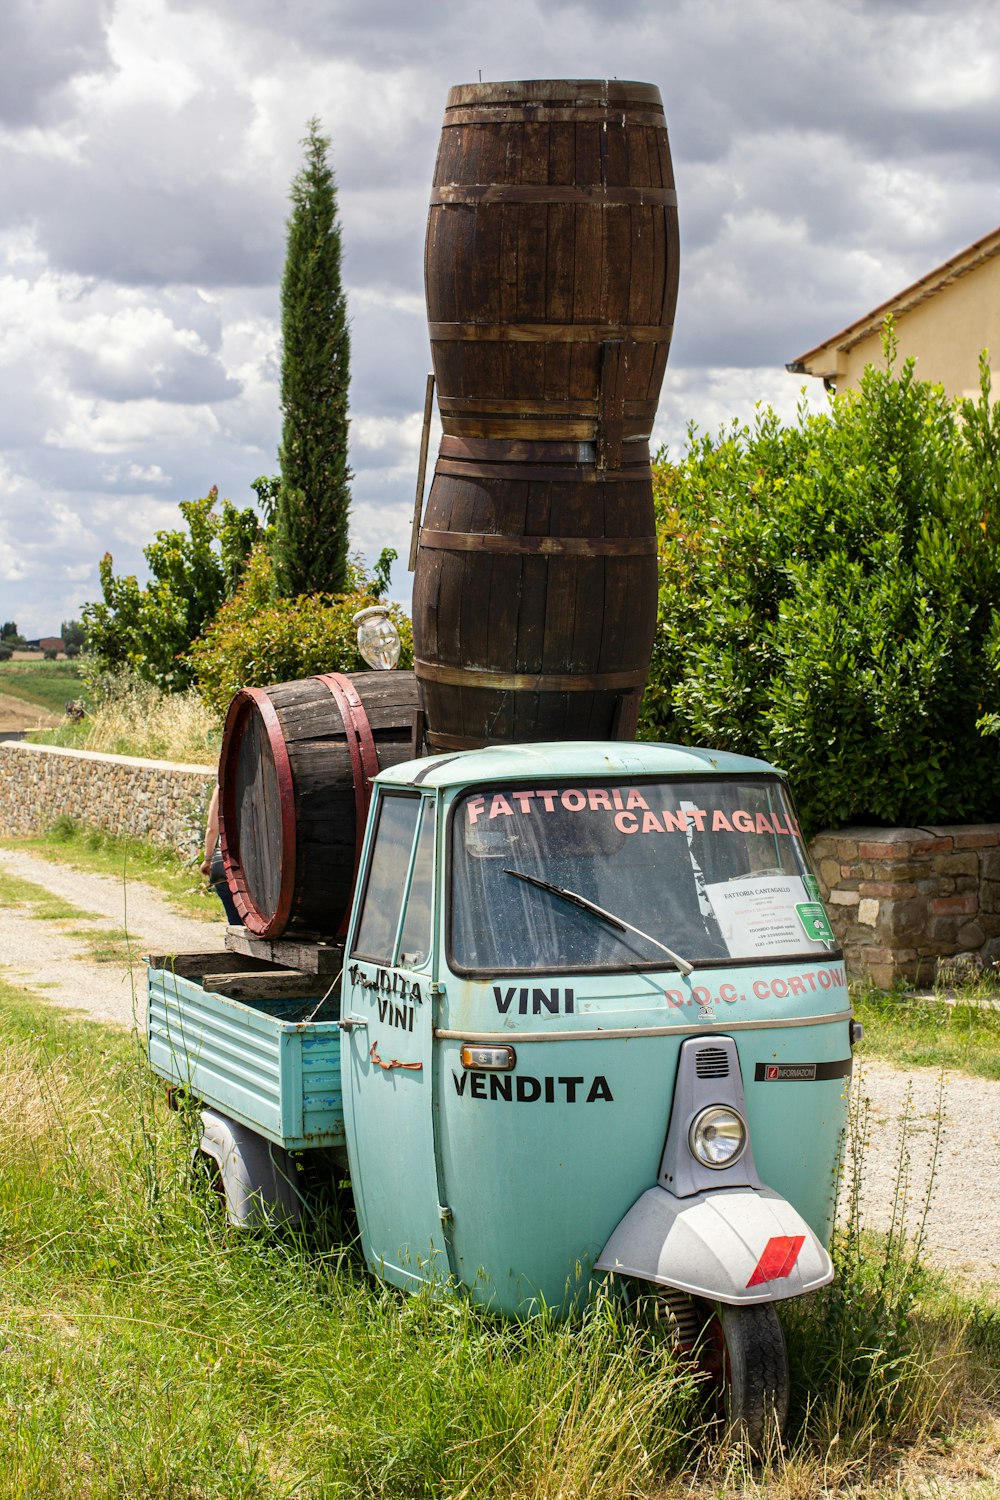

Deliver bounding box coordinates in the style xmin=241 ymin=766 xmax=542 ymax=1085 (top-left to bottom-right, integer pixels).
xmin=218 ymin=671 xmax=419 ymax=939
xmin=414 ymin=79 xmax=676 ymax=750
xmin=412 ymin=438 xmax=657 ymax=749
xmin=424 ymin=78 xmax=679 ymax=447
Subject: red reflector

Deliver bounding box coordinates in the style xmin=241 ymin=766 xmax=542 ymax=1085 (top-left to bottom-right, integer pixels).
xmin=746 ymin=1234 xmax=806 ymax=1287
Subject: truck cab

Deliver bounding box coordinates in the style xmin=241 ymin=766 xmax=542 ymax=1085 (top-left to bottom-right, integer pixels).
xmin=338 ymin=740 xmax=849 ymax=1317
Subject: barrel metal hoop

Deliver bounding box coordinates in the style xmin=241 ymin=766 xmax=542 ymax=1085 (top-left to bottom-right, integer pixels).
xmin=314 ymin=673 xmax=380 ymax=938
xmin=219 ymin=686 xmax=297 ymax=938
xmin=436 ymin=397 xmax=657 ymax=420
xmin=441 ymin=107 xmax=668 ymax=127
xmin=429 ymin=184 xmax=677 ymax=207
xmin=438 ymin=435 xmax=651 ymax=465
xmin=418 ymin=529 xmax=656 ymax=557
xmin=414 ymin=660 xmax=649 ymax=693
xmin=429 ymin=321 xmax=671 ymax=344
xmin=433 ymin=458 xmax=655 ymax=483
xmin=444 ymin=80 xmax=666 ymax=108
xmin=437 ymin=396 xmax=600 ymax=416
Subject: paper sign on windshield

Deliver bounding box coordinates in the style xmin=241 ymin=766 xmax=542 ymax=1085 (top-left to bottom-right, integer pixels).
xmin=704 ymin=875 xmax=830 ymax=956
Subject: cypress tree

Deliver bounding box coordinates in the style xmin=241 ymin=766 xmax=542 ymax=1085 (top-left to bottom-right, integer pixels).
xmin=274 ymin=120 xmax=352 ymax=596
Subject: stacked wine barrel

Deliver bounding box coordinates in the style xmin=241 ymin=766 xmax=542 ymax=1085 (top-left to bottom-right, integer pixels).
xmin=413 ymin=78 xmax=679 ymax=751
xmin=218 ymin=671 xmax=419 ymax=938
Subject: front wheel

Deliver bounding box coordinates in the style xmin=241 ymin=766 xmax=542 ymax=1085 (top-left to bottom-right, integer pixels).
xmin=717 ymin=1302 xmax=789 ymax=1452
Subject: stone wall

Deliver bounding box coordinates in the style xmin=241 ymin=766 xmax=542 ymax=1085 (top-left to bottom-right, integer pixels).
xmin=0 ymin=741 xmax=214 ymax=856
xmin=811 ymin=824 xmax=1000 ymax=989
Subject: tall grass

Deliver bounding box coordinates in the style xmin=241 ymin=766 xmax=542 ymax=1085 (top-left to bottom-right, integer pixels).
xmin=784 ymin=1074 xmax=970 ymax=1458
xmin=29 ymin=674 xmax=220 ymax=765
xmin=0 ymin=983 xmax=994 ymax=1498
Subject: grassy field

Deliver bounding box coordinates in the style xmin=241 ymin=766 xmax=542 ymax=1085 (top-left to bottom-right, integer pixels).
xmin=0 ymin=981 xmax=995 ymax=1499
xmin=0 ymin=658 xmax=83 ymax=713
xmin=853 ymin=985 xmax=1000 ymax=1080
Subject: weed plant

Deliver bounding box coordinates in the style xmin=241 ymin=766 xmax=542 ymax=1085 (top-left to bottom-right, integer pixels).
xmin=29 ymin=673 xmax=220 ymax=765
xmin=0 ymin=982 xmax=994 ymax=1498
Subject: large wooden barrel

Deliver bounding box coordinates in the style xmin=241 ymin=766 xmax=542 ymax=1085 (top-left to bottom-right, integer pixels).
xmin=412 ymin=438 xmax=657 ymax=750
xmin=218 ymin=671 xmax=419 ymax=939
xmin=424 ymin=79 xmax=679 ymax=448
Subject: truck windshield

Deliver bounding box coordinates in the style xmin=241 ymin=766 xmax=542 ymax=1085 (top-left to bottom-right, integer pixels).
xmin=449 ymin=777 xmax=835 ymax=974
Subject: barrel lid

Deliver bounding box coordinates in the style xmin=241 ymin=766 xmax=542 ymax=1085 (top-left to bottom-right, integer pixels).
xmin=445 ymin=80 xmax=663 ymax=110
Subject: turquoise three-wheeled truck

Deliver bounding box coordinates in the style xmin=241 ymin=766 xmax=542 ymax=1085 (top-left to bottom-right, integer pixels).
xmin=148 ymin=739 xmax=854 ymax=1445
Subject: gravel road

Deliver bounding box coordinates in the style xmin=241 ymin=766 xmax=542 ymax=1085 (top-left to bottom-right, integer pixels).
xmin=0 ymin=846 xmax=996 ymax=1293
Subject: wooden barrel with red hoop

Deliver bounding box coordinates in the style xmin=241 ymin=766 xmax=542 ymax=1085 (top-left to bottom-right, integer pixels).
xmin=218 ymin=670 xmax=419 ymax=939
xmin=411 ymin=437 xmax=657 ymax=750
xmin=424 ymin=78 xmax=679 ymax=447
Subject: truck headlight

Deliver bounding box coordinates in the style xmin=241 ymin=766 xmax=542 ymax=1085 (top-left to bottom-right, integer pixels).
xmin=688 ymin=1106 xmax=747 ymax=1169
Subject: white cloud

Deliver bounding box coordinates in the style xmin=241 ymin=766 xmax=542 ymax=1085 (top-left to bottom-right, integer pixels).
xmin=44 ymin=394 xmax=220 ymax=453
xmin=0 ymin=0 xmax=998 ymax=636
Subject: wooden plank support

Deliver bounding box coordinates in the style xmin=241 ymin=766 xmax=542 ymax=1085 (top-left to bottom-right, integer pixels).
xmin=597 ymin=340 xmax=626 ymax=471
xmin=224 ymin=927 xmax=345 ymax=974
xmin=204 ymin=971 xmax=335 ymax=1002
xmin=146 ymin=950 xmax=277 ymax=978
xmin=408 ymin=372 xmax=436 ymax=570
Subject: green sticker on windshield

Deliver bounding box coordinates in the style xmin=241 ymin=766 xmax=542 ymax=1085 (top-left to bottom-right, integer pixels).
xmin=796 ymin=902 xmax=834 ymax=944
xmin=802 ymin=874 xmax=821 ymax=903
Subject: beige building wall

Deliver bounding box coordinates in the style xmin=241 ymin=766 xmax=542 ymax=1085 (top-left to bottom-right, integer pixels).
xmin=834 ymin=255 xmax=1000 ymax=399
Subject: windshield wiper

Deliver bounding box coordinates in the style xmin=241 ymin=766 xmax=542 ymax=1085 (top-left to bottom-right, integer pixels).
xmin=503 ymin=868 xmax=694 ymax=975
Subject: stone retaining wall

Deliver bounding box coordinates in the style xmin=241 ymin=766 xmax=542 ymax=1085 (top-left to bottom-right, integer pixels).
xmin=811 ymin=824 xmax=1000 ymax=989
xmin=0 ymin=741 xmax=214 ymax=856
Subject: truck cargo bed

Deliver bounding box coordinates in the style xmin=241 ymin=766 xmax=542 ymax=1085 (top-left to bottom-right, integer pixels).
xmin=147 ymin=956 xmax=344 ymax=1151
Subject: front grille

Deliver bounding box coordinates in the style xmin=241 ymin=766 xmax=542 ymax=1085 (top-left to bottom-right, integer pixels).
xmin=695 ymin=1046 xmax=730 ymax=1079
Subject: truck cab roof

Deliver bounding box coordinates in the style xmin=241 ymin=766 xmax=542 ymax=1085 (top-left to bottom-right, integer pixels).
xmin=375 ymin=740 xmax=783 ymax=791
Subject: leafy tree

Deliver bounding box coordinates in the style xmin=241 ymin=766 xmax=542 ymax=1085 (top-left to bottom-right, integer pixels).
xmin=61 ymin=619 xmax=87 ymax=651
xmin=1 ymin=621 xmax=25 ymax=645
xmin=273 ymin=120 xmax=352 ymax=598
xmin=83 ymin=488 xmax=263 ymax=691
xmin=189 ymin=544 xmax=410 ymax=715
xmin=639 ymin=337 xmax=1000 ymax=837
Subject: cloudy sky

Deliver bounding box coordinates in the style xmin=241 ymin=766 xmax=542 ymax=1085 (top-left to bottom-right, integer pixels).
xmin=1 ymin=0 xmax=998 ymax=637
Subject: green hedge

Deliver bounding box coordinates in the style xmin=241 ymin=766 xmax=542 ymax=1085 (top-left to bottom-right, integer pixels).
xmin=639 ymin=340 xmax=1000 ymax=838
xmin=189 ymin=544 xmax=413 ymax=715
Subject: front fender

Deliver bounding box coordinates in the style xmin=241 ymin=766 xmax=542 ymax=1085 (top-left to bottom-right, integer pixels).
xmin=595 ymin=1185 xmax=833 ymax=1305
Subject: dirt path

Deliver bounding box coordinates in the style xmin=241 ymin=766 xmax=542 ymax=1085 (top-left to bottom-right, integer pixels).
xmin=846 ymin=1058 xmax=1000 ymax=1291
xmin=0 ymin=848 xmax=225 ymax=1027
xmin=0 ymin=846 xmax=996 ymax=1292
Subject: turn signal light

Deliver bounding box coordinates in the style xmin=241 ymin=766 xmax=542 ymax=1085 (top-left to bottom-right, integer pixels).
xmin=460 ymin=1044 xmax=516 ymax=1071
